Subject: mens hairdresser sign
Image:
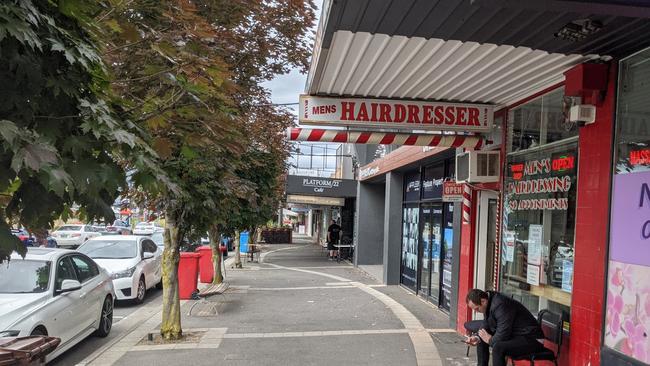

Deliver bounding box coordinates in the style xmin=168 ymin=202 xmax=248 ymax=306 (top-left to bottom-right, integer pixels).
xmin=299 ymin=95 xmax=494 ymax=133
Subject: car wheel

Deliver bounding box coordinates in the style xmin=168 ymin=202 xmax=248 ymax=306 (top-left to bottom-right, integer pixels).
xmin=94 ymin=296 xmax=113 ymax=337
xmin=30 ymin=326 xmax=47 ymax=336
xmin=134 ymin=276 xmax=146 ymax=304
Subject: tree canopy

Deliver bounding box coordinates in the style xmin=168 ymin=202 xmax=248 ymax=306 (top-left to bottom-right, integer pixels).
xmin=0 ymin=0 xmax=315 ymax=339
xmin=96 ymin=0 xmax=315 ymax=339
xmin=0 ymin=0 xmax=163 ymax=262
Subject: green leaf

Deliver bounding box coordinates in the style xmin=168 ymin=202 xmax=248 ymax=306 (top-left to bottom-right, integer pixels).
xmin=146 ymin=115 xmax=168 ymax=130
xmin=180 ymin=145 xmax=198 ymax=160
xmin=0 ymin=120 xmax=20 ymax=145
xmin=11 ymin=143 xmax=58 ymax=172
xmin=112 ymin=129 xmax=137 ymax=147
xmin=47 ymin=168 xmax=73 ymax=196
xmin=104 ymin=19 xmax=122 ymax=33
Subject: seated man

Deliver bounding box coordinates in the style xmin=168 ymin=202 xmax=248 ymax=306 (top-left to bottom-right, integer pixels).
xmin=464 ymin=289 xmax=545 ymax=366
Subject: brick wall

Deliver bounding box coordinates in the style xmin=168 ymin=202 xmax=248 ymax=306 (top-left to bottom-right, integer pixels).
xmin=568 ymin=64 xmax=617 ymax=366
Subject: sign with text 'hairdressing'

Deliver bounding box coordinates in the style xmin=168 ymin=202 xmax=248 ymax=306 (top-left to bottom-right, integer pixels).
xmin=299 ymin=95 xmax=494 ymax=133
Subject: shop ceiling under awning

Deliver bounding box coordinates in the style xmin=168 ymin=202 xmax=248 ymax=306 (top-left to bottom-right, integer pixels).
xmin=307 ymin=0 xmax=650 ymax=108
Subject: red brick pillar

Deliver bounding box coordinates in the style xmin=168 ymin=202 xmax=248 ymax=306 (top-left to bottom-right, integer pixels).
xmin=568 ymin=63 xmax=617 ymax=365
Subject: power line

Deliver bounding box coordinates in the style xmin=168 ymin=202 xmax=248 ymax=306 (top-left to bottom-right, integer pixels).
xmin=258 ymin=102 xmax=300 ymax=107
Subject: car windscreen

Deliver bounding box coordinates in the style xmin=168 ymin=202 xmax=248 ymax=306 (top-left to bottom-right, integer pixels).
xmin=0 ymin=260 xmax=51 ymax=293
xmin=78 ymin=240 xmax=138 ymax=259
xmin=150 ymin=232 xmax=164 ymax=246
xmin=57 ymin=225 xmax=82 ymax=231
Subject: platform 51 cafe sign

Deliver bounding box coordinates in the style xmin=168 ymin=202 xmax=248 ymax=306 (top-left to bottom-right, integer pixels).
xmin=299 ymin=95 xmax=493 ymax=132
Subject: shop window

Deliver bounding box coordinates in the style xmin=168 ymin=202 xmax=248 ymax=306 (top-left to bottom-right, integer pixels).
xmin=508 ymin=88 xmax=577 ymax=153
xmin=401 ymin=204 xmax=419 ymax=291
xmin=501 ymin=88 xmax=577 ymax=321
xmin=604 ymin=47 xmax=650 ymax=364
xmin=422 ymin=164 xmax=444 ymax=200
xmin=404 ymin=171 xmax=421 ymax=202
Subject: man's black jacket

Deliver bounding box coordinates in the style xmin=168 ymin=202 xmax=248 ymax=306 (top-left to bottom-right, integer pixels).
xmin=483 ymin=291 xmax=543 ymax=346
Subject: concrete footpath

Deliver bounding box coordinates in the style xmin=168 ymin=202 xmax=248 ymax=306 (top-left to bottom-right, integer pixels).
xmin=81 ymin=236 xmax=477 ymax=366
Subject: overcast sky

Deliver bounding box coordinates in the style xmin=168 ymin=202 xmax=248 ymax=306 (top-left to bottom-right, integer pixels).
xmin=261 ymin=0 xmax=323 ymax=116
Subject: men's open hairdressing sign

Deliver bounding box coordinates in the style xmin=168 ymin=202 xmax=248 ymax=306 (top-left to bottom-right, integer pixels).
xmin=299 ymin=95 xmax=493 ymax=133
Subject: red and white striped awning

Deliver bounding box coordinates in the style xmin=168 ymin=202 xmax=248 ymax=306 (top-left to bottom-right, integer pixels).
xmin=288 ymin=128 xmax=483 ymax=149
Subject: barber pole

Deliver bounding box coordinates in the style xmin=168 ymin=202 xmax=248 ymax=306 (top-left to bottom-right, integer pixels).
xmin=493 ymin=196 xmax=501 ymax=290
xmin=288 ymin=128 xmax=483 ymax=149
xmin=462 ymin=185 xmax=472 ymax=225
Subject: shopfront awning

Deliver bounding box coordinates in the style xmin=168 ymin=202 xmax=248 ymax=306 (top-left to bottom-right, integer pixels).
xmin=282 ymin=209 xmax=299 ymax=217
xmin=307 ymin=0 xmax=650 ymax=108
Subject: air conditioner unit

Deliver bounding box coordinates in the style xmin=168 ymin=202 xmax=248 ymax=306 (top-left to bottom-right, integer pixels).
xmin=456 ymin=151 xmax=500 ymax=183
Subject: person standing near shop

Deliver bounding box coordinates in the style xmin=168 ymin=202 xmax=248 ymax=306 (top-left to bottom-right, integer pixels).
xmin=464 ymin=289 xmax=545 ymax=366
xmin=327 ymin=219 xmax=341 ymax=260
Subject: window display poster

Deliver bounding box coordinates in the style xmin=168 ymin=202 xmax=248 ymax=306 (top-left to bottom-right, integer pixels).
xmin=526 ymin=264 xmax=540 ymax=286
xmin=432 ymin=226 xmax=441 ymax=260
xmin=605 ymin=171 xmax=650 ymax=362
xmin=561 ymin=260 xmax=573 ymax=292
xmin=401 ymin=207 xmax=418 ymax=289
xmin=504 ymin=232 xmax=515 ymax=262
xmin=441 ymin=228 xmax=454 ymax=310
xmin=528 ymin=224 xmax=543 ymax=265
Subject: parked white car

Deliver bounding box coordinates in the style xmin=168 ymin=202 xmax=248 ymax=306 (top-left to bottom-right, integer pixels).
xmin=133 ymin=222 xmax=163 ymax=236
xmin=150 ymin=231 xmax=164 ymax=248
xmin=0 ymin=248 xmax=115 ymax=362
xmin=78 ymin=236 xmax=162 ymax=303
xmin=51 ymin=224 xmax=100 ymax=249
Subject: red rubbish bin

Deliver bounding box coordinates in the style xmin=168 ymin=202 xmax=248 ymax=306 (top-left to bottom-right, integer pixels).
xmin=196 ymin=245 xmax=214 ymax=284
xmin=178 ymin=252 xmax=201 ymax=299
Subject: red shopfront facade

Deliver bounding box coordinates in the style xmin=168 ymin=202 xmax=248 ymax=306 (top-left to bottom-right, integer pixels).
xmin=456 ymin=62 xmax=618 ymax=366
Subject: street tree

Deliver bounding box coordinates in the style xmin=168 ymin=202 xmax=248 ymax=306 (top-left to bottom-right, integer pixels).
xmin=0 ymin=0 xmax=163 ymax=262
xmin=97 ymin=0 xmax=315 ymax=339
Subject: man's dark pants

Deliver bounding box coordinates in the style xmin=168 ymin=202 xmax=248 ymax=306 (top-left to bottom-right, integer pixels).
xmin=465 ymin=320 xmax=545 ymax=366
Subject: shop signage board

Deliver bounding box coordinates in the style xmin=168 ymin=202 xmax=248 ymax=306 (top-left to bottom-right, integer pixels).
xmin=299 ymin=95 xmax=494 ymax=133
xmin=442 ymin=181 xmax=464 ymax=202
xmin=506 ymin=151 xmax=577 ymax=211
xmin=610 ymin=170 xmax=650 ymax=267
xmin=286 ymin=175 xmax=357 ymax=198
xmin=286 ymin=194 xmax=345 ymax=206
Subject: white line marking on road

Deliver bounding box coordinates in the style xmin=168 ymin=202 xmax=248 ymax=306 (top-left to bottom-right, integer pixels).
xmin=222 ymin=329 xmax=411 ymax=338
xmin=248 ymin=285 xmax=356 ymax=291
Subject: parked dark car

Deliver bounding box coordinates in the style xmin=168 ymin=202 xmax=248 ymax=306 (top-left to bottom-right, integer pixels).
xmin=106 ymin=220 xmax=132 ymax=235
xmin=10 ymin=229 xmax=57 ymax=247
xmin=11 ymin=229 xmax=34 ymax=246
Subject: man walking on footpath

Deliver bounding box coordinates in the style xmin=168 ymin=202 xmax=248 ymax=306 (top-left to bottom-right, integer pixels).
xmin=464 ymin=289 xmax=545 ymax=366
xmin=327 ymin=219 xmax=341 ymax=260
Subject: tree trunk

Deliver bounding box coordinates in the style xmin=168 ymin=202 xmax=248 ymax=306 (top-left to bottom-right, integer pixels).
xmin=208 ymin=224 xmax=223 ymax=284
xmin=160 ymin=210 xmax=183 ymax=340
xmin=249 ymin=227 xmax=255 ymax=245
xmin=234 ymin=230 xmax=242 ymax=269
